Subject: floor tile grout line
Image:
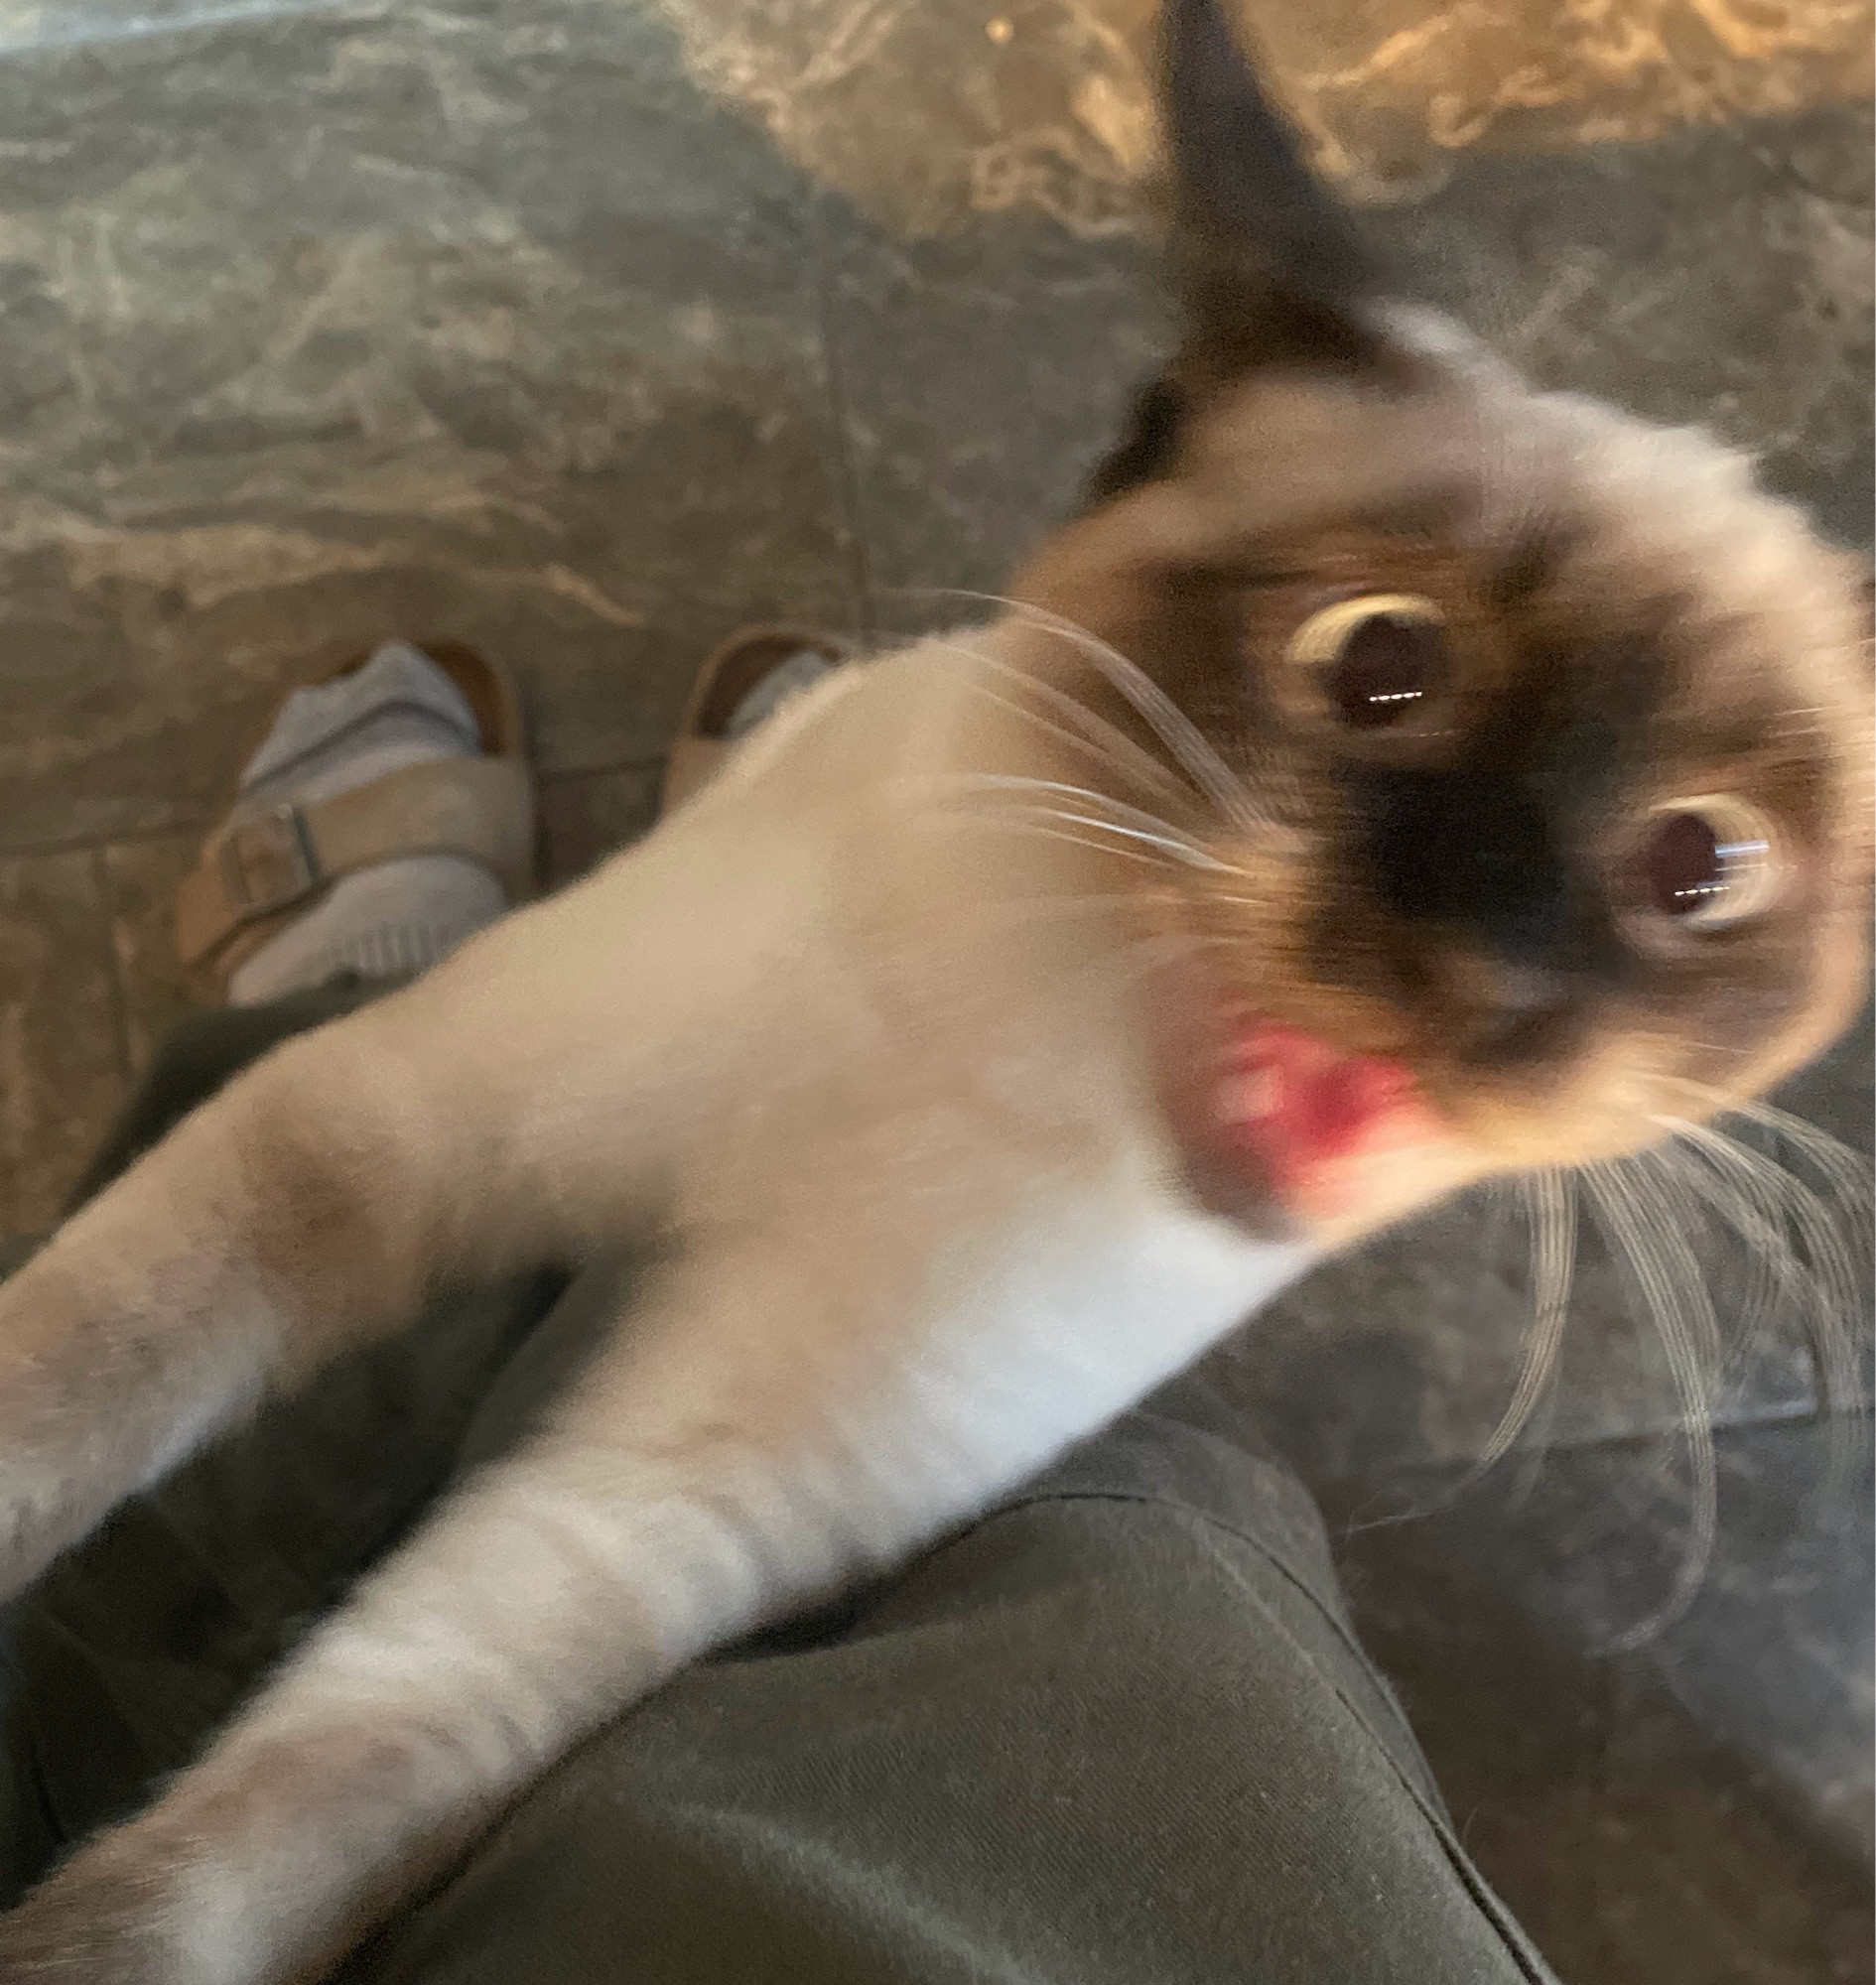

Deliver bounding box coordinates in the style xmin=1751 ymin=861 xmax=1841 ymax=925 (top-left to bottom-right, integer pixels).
xmin=804 ymin=191 xmax=878 ymax=649
xmin=0 ymin=753 xmax=676 ymax=1214
xmin=4 ymin=757 xmax=674 ymax=1227
xmin=85 ymin=844 xmax=140 ymax=1099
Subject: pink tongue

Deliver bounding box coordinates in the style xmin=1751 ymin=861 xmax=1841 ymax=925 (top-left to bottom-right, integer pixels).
xmin=1217 ymin=1020 xmax=1421 ymax=1198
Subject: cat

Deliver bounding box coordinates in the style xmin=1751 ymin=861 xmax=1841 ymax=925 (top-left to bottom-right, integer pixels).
xmin=0 ymin=0 xmax=1868 ymax=1975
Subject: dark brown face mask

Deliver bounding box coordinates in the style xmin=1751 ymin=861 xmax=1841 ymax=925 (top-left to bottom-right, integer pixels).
xmin=1005 ymin=0 xmax=1873 ymax=1218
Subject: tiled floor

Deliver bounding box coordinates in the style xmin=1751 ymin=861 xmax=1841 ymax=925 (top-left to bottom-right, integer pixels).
xmin=0 ymin=0 xmax=1869 ymax=1977
xmin=1323 ymin=1416 xmax=1875 ymax=1982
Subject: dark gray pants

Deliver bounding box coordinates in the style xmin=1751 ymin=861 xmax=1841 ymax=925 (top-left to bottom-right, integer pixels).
xmin=1 ymin=983 xmax=1558 ymax=1983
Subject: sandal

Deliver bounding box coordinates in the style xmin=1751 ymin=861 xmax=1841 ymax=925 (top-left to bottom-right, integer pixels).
xmin=174 ymin=641 xmax=537 ymax=1001
xmin=661 ymin=625 xmax=855 ymax=819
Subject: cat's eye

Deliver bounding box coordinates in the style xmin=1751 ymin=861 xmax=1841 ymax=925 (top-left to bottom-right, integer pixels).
xmin=1285 ymin=595 xmax=1448 ymax=731
xmin=1634 ymin=797 xmax=1783 ymax=931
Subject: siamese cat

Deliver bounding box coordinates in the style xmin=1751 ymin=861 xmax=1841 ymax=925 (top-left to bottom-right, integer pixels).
xmin=0 ymin=0 xmax=1867 ymax=1974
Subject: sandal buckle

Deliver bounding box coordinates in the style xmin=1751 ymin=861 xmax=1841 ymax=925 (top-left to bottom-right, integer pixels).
xmin=218 ymin=803 xmax=319 ymax=921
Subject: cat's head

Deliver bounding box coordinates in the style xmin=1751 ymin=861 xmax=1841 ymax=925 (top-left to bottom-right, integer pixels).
xmin=1010 ymin=0 xmax=1872 ymax=1241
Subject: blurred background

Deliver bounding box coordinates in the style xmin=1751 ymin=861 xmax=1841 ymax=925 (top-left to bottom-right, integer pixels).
xmin=0 ymin=0 xmax=1868 ymax=1977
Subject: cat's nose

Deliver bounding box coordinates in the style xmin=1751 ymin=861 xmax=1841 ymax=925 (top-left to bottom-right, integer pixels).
xmin=1439 ymin=956 xmax=1580 ymax=1065
xmin=1358 ymin=765 xmax=1578 ymax=975
xmin=1460 ymin=960 xmax=1569 ymax=1017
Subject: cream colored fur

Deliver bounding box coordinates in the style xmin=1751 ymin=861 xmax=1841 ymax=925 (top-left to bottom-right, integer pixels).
xmin=0 ymin=622 xmax=1324 ymax=1982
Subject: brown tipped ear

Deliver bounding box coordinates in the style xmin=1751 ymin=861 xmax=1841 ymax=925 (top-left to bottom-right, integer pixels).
xmin=1086 ymin=0 xmax=1407 ymax=506
xmin=1164 ymin=0 xmax=1391 ymax=382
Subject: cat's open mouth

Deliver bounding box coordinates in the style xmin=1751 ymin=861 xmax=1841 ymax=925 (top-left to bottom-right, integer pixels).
xmin=1209 ymin=1015 xmax=1445 ymax=1222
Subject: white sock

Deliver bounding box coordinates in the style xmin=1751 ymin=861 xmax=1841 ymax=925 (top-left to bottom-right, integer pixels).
xmin=226 ymin=642 xmax=511 ymax=1005
xmin=722 ymin=648 xmax=840 ymax=739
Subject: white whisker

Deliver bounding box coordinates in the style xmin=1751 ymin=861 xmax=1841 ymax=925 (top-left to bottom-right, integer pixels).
xmin=976 ymin=820 xmax=1183 ymax=870
xmin=938 ymin=774 xmax=1213 ymax=850
xmin=932 ymin=774 xmax=1234 ymax=873
xmin=1474 ymin=1168 xmax=1576 ymax=1474
xmin=1582 ymin=1159 xmax=1720 ymax=1650
xmin=1019 ymin=807 xmax=1235 ymax=869
xmin=1657 ymin=1076 xmax=1872 ymax=1214
xmin=1732 ymin=1099 xmax=1874 ymax=1212
xmin=905 ymin=589 xmax=1270 ymax=831
xmin=914 ymin=634 xmax=1196 ymax=812
xmin=1650 ymin=1116 xmax=1866 ymax=1426
xmin=1641 ymin=1143 xmax=1784 ymax=1392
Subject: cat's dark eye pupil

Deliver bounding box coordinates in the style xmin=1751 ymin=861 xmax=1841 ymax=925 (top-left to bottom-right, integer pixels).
xmin=1327 ymin=613 xmax=1445 ymax=729
xmin=1641 ymin=810 xmax=1723 ymax=917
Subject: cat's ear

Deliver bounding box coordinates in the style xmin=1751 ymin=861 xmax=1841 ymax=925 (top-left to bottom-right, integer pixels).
xmin=1162 ymin=0 xmax=1390 ymax=383
xmin=1086 ymin=0 xmax=1403 ymax=503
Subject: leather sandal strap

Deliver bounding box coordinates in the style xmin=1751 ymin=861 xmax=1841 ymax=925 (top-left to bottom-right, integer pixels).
xmin=660 ymin=736 xmax=734 ymax=817
xmin=662 ymin=625 xmax=854 ymax=820
xmin=175 ymin=756 xmax=535 ymax=972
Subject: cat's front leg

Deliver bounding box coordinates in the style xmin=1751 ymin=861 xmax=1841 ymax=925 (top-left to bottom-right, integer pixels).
xmin=0 ymin=1238 xmax=967 ymax=1985
xmin=0 ymin=978 xmax=571 ymax=1608
xmin=0 ymin=838 xmax=719 ymax=1608
xmin=0 ymin=1016 xmax=430 ymax=1605
xmin=0 ymin=1175 xmax=1279 ymax=1985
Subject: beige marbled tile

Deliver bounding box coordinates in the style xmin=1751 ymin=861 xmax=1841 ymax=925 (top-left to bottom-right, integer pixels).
xmin=656 ymin=0 xmax=1873 ymax=233
xmin=97 ymin=832 xmax=201 ymax=1080
xmin=0 ymin=0 xmax=857 ymax=853
xmin=0 ymin=849 xmax=128 ymax=1235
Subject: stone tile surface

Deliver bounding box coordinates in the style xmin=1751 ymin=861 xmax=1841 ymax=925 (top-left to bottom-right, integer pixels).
xmin=821 ymin=205 xmax=1167 ymax=620
xmin=1587 ymin=1416 xmax=1873 ymax=1859
xmin=0 ymin=0 xmax=1859 ymax=1459
xmin=1392 ymin=102 xmax=1876 ymax=546
xmin=97 ymin=832 xmax=201 ymax=1077
xmin=1323 ymin=1415 xmax=1873 ymax=1980
xmin=0 ymin=0 xmax=857 ymax=854
xmin=0 ymin=0 xmax=1860 ymax=1457
xmin=655 ymin=0 xmax=1873 ymax=235
xmin=0 ymin=851 xmax=127 ymax=1234
xmin=538 ymin=763 xmax=665 ymax=888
